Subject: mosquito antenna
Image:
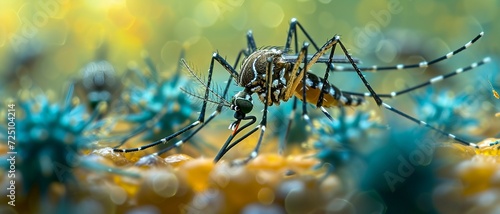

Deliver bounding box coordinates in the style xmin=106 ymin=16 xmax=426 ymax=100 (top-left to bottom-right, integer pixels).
xmin=181 ymin=59 xmax=231 ymax=106
xmin=180 ymin=87 xmax=231 ymax=107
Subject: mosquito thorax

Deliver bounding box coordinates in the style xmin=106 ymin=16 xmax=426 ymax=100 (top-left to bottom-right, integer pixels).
xmin=238 ymin=48 xmax=293 ymax=106
xmin=239 ymin=48 xmax=285 ymax=87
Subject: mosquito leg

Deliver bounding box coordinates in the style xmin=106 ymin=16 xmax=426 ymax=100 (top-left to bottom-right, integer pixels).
xmin=331 ymin=32 xmax=484 ymax=72
xmin=212 ymin=53 xmax=240 ymax=80
xmin=279 ymin=97 xmax=299 ymax=155
xmin=214 ymin=57 xmax=275 ymax=164
xmin=136 ymin=85 xmax=233 ymax=159
xmin=284 ymin=18 xmax=298 ymax=53
xmin=337 ymin=59 xmax=490 ymax=148
xmin=134 ymin=104 xmax=233 ymax=165
xmin=284 ymin=18 xmax=321 ymax=53
xmin=316 ymin=40 xmax=337 ymax=108
xmin=300 ymin=43 xmax=316 ymax=128
xmin=285 ymin=18 xmax=355 ymax=70
xmin=273 ymin=19 xmax=306 ymax=156
xmin=238 ymin=57 xmax=275 ymax=164
xmin=114 ymin=51 xmax=186 ymax=147
xmin=297 ymin=34 xmax=383 ymax=107
xmin=337 ymin=38 xmax=383 ymax=106
xmin=112 ymin=107 xmax=169 ymax=148
xmin=241 ymin=57 xmax=274 ymax=163
xmin=344 ymin=57 xmax=491 ymax=98
xmin=152 ymin=109 xmax=226 ymax=158
xmin=114 ymin=50 xmax=223 ymax=153
xmin=213 ymin=115 xmax=257 ymax=162
xmin=381 ymin=102 xmax=478 ymax=148
xmin=246 ymin=30 xmax=258 ymax=53
xmin=136 ymin=47 xmax=250 ymax=158
xmin=154 ymin=50 xmax=249 ymax=157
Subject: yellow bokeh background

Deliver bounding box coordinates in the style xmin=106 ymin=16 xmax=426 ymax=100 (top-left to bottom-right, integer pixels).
xmin=1 ymin=0 xmax=497 ymax=97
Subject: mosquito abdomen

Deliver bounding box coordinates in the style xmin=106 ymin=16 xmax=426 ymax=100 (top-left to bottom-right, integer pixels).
xmin=294 ymin=72 xmax=365 ymax=108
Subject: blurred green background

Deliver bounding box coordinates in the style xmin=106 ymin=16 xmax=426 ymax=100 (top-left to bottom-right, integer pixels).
xmin=1 ymin=1 xmax=499 ymax=213
xmin=1 ymin=0 xmax=498 ymax=98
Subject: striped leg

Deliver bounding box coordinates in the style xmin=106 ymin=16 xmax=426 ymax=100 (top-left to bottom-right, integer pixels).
xmin=283 ymin=18 xmax=357 ymax=65
xmin=289 ymin=35 xmax=383 ymax=109
xmin=339 ymin=58 xmax=491 ymax=148
xmin=213 ymin=57 xmax=275 ymax=164
xmin=344 ymin=57 xmax=491 ymax=98
xmin=113 ymin=58 xmax=217 ymax=153
xmin=282 ymin=18 xmax=483 ymax=73
xmin=301 ymin=42 xmax=315 ymax=128
xmin=336 ymin=37 xmax=383 ymax=106
xmin=284 ymin=18 xmax=321 ymax=54
xmin=331 ymin=32 xmax=484 ymax=72
xmin=114 ymin=48 xmax=249 ymax=157
xmin=246 ymin=30 xmax=258 ymax=53
xmin=381 ymin=102 xmax=478 ymax=148
xmin=113 ymin=51 xmax=185 ymax=147
xmin=316 ymin=36 xmax=337 ymax=108
xmin=137 ymin=45 xmax=265 ymax=164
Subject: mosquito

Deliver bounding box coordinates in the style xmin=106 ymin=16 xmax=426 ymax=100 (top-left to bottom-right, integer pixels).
xmin=113 ymin=18 xmax=490 ymax=164
xmin=487 ymin=77 xmax=499 ymax=99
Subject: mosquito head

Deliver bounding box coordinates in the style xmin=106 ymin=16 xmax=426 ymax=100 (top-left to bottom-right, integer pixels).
xmin=231 ymin=91 xmax=253 ymax=118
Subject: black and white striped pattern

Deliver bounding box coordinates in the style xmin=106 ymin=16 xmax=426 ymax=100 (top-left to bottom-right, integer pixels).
xmin=331 ymin=32 xmax=484 ymax=72
xmin=382 ymin=103 xmax=479 ymax=148
xmin=303 ymin=72 xmax=365 ymax=106
xmin=113 ymin=120 xmax=202 ymax=153
xmin=342 ymin=55 xmax=490 ymax=149
xmin=115 ymin=18 xmax=489 ymax=165
xmin=346 ymin=57 xmax=491 ymax=98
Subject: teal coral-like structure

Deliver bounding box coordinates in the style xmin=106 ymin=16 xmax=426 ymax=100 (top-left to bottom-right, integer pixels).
xmin=0 ymin=1 xmax=496 ymax=212
xmin=119 ymin=52 xmax=208 ymax=153
xmin=0 ymin=84 xmax=104 ymax=195
xmin=412 ymin=87 xmax=478 ymax=133
xmin=311 ymin=108 xmax=385 ymax=174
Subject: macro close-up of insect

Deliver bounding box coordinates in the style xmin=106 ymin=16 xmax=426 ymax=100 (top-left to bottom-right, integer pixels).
xmin=1 ymin=1 xmax=499 ymax=213
xmin=113 ymin=18 xmax=489 ymax=166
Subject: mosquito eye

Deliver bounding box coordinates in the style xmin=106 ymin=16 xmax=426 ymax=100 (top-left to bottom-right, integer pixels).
xmin=235 ymin=99 xmax=253 ymax=114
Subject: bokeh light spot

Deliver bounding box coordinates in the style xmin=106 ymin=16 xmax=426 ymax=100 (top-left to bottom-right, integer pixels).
xmin=193 ymin=0 xmax=220 ymax=27
xmin=375 ymin=39 xmax=397 ymax=63
xmin=174 ymin=18 xmax=201 ymax=44
xmin=257 ymin=187 xmax=275 ymax=205
xmin=259 ymin=2 xmax=284 ymax=28
xmin=161 ymin=41 xmax=182 ymax=68
xmin=463 ymin=0 xmax=497 ymax=23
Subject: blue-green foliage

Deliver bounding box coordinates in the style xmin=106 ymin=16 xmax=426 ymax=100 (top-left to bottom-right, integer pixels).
xmin=270 ymin=99 xmax=310 ymax=148
xmin=312 ymin=108 xmax=385 ymax=173
xmin=1 ymin=85 xmax=103 ymax=195
xmin=412 ymin=87 xmax=478 ymax=132
xmin=122 ymin=53 xmax=202 ymax=150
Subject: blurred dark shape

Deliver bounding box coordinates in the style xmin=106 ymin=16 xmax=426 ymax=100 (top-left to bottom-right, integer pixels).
xmin=360 ymin=127 xmax=440 ymax=214
xmin=1 ymin=39 xmax=45 ymax=91
xmin=77 ymin=60 xmax=120 ymax=109
xmin=75 ymin=44 xmax=122 ymax=113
